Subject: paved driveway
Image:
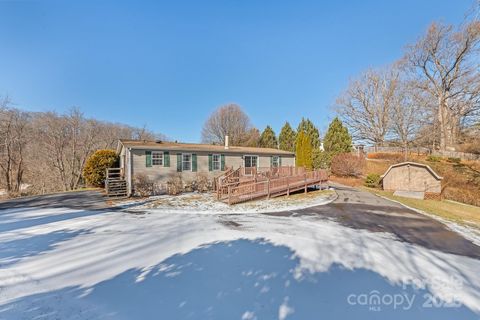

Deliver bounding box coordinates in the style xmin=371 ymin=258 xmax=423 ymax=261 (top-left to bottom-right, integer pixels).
xmin=0 ymin=190 xmax=108 ymax=211
xmin=267 ymin=184 xmax=480 ymax=259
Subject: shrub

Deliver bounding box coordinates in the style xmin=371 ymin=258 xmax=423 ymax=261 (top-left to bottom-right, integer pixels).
xmin=426 ymin=155 xmax=441 ymax=162
xmin=367 ymin=152 xmax=405 ymax=162
xmin=447 ymin=157 xmax=461 ymax=164
xmin=313 ymin=150 xmax=333 ymax=169
xmin=134 ymin=173 xmax=155 ymax=197
xmin=192 ymin=173 xmax=211 ymax=192
xmin=331 ymin=153 xmax=365 ymax=177
xmin=82 ymin=149 xmax=118 ymax=187
xmin=364 ymin=173 xmax=381 ymax=188
xmin=166 ymin=173 xmax=183 ymax=195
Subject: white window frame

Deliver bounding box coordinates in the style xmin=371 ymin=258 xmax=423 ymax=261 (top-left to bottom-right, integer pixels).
xmin=244 ymin=155 xmax=258 ymax=168
xmin=244 ymin=155 xmax=258 ymax=175
xmin=182 ymin=153 xmax=192 ymax=171
xmin=152 ymin=151 xmax=163 ymax=166
xmin=212 ymin=154 xmax=221 ymax=171
xmin=272 ymin=155 xmax=280 ymax=168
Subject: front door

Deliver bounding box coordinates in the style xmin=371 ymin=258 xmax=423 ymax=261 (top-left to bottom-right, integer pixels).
xmin=244 ymin=155 xmax=258 ymax=175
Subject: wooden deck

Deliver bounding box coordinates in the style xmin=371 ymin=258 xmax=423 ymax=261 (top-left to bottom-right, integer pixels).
xmin=215 ymin=166 xmax=328 ymax=205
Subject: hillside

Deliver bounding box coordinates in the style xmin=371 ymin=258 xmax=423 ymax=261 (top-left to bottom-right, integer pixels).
xmin=334 ymin=152 xmax=480 ymax=207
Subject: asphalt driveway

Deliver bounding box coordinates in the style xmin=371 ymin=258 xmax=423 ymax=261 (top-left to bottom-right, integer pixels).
xmin=0 ymin=190 xmax=109 ymax=211
xmin=268 ymin=184 xmax=480 ymax=259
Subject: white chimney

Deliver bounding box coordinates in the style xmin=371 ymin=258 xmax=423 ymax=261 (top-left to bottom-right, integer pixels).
xmin=224 ymin=135 xmax=229 ymax=149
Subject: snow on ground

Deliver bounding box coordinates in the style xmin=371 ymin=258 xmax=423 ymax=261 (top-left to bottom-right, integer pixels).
xmin=0 ymin=202 xmax=480 ymax=318
xmin=115 ymin=189 xmax=337 ymax=214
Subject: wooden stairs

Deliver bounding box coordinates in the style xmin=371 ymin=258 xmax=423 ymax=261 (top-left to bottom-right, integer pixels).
xmin=105 ymin=168 xmax=128 ymax=198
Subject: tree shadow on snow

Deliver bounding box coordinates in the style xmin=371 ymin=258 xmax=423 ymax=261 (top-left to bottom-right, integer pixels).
xmin=0 ymin=229 xmax=89 ymax=268
xmin=1 ymin=239 xmax=478 ymax=320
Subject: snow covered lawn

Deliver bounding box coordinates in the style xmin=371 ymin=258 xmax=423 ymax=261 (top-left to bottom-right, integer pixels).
xmin=0 ymin=199 xmax=479 ymax=319
xmin=115 ymin=189 xmax=337 ymax=213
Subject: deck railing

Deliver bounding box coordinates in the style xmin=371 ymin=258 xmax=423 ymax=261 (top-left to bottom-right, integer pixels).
xmin=226 ymin=168 xmax=328 ymax=205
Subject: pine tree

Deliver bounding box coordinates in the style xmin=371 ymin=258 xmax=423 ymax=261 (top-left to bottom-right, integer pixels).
xmin=297 ymin=118 xmax=320 ymax=150
xmin=323 ymin=117 xmax=352 ymax=154
xmin=295 ymin=130 xmax=312 ymax=169
xmin=259 ymin=126 xmax=278 ymax=148
xmin=279 ymin=122 xmax=296 ymax=152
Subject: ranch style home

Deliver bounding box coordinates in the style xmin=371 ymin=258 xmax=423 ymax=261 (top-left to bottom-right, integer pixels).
xmin=116 ymin=138 xmax=295 ymax=196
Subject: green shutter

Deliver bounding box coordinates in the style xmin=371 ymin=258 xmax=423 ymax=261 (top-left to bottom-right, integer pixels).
xmin=177 ymin=153 xmax=182 ymax=172
xmin=279 ymin=156 xmax=282 ymax=166
xmin=270 ymin=156 xmax=273 ymax=167
xmin=221 ymin=154 xmax=225 ymax=171
xmin=146 ymin=151 xmax=152 ymax=167
xmin=164 ymin=151 xmax=170 ymax=167
xmin=192 ymin=154 xmax=197 ymax=172
xmin=208 ymin=154 xmax=213 ymax=171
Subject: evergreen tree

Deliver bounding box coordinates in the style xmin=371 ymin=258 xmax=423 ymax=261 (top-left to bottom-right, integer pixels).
xmin=82 ymin=149 xmax=119 ymax=187
xmin=297 ymin=118 xmax=321 ymax=149
xmin=295 ymin=130 xmax=312 ymax=169
xmin=323 ymin=117 xmax=352 ymax=154
xmin=279 ymin=122 xmax=296 ymax=152
xmin=258 ymin=126 xmax=278 ymax=148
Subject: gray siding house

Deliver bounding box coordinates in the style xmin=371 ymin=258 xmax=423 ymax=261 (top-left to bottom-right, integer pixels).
xmin=117 ymin=139 xmax=295 ymax=195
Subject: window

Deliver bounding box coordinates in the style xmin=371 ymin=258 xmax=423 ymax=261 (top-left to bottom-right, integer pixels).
xmin=244 ymin=155 xmax=258 ymax=175
xmin=244 ymin=155 xmax=258 ymax=168
xmin=212 ymin=154 xmax=221 ymax=171
xmin=152 ymin=151 xmax=163 ymax=166
xmin=272 ymin=156 xmax=280 ymax=167
xmin=182 ymin=153 xmax=192 ymax=171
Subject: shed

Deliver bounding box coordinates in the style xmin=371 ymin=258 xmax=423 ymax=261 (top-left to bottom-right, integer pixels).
xmin=380 ymin=162 xmax=442 ymax=199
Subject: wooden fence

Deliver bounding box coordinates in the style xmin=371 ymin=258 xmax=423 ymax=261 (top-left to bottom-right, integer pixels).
xmin=364 ymin=146 xmax=480 ymax=161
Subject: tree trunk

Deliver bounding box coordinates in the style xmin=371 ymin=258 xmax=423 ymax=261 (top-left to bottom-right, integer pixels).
xmin=438 ymin=97 xmax=456 ymax=151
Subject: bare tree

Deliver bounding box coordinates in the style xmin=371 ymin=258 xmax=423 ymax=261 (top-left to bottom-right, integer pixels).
xmin=404 ymin=20 xmax=480 ymax=151
xmin=336 ymin=67 xmax=399 ymax=149
xmin=0 ymin=97 xmax=30 ymax=195
xmin=201 ymin=104 xmax=254 ymax=145
xmin=34 ymin=109 xmax=102 ymax=191
xmin=389 ymin=79 xmax=424 ymax=158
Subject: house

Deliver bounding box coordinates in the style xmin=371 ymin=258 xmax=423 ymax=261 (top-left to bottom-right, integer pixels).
xmin=116 ymin=137 xmax=295 ymax=196
xmin=380 ymin=162 xmax=443 ymax=199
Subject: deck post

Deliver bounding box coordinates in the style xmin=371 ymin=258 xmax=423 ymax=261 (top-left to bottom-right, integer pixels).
xmin=286 ymin=176 xmax=290 ymax=196
xmin=267 ymin=179 xmax=270 ymax=199
xmin=228 ymin=185 xmax=232 ymax=205
xmin=304 ymin=172 xmax=307 ymax=194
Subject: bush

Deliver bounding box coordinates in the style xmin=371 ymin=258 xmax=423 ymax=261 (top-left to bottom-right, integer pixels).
xmin=331 ymin=153 xmax=365 ymax=177
xmin=313 ymin=150 xmax=333 ymax=169
xmin=166 ymin=173 xmax=183 ymax=195
xmin=447 ymin=157 xmax=461 ymax=164
xmin=364 ymin=173 xmax=381 ymax=188
xmin=426 ymin=155 xmax=441 ymax=162
xmin=134 ymin=174 xmax=155 ymax=197
xmin=367 ymin=152 xmax=405 ymax=162
xmin=192 ymin=173 xmax=211 ymax=192
xmin=82 ymin=149 xmax=118 ymax=187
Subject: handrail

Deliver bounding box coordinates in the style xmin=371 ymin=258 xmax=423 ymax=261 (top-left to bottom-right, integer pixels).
xmin=226 ymin=168 xmax=328 ymax=204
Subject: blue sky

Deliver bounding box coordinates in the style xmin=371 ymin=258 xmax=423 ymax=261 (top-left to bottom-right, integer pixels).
xmin=0 ymin=0 xmax=474 ymax=142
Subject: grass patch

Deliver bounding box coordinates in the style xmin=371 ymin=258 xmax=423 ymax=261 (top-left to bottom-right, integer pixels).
xmin=364 ymin=187 xmax=480 ymax=228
